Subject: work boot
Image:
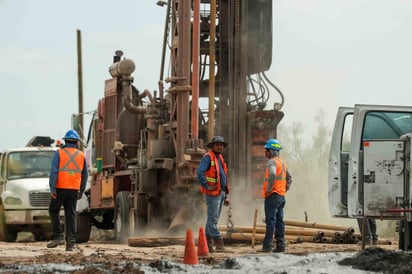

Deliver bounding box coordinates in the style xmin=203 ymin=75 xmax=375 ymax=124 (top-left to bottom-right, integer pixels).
xmin=47 ymin=239 xmax=65 ymax=248
xmin=272 ymin=246 xmax=285 ymax=253
xmin=213 ymin=236 xmax=227 ymax=252
xmin=66 ymin=242 xmax=75 ymax=251
xmin=273 ymin=239 xmax=285 ymax=252
xmin=258 ymin=248 xmax=272 ymax=253
xmin=206 ymin=236 xmax=214 ymax=253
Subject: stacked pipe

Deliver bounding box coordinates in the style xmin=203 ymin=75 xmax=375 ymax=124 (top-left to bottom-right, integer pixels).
xmin=218 ymin=219 xmax=392 ymax=245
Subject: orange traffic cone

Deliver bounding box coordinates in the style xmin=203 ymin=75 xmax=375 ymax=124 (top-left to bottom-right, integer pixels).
xmin=197 ymin=226 xmax=209 ymax=258
xmin=183 ymin=228 xmax=199 ymax=265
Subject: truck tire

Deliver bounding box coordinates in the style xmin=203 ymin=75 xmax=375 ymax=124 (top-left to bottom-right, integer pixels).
xmin=76 ymin=213 xmax=92 ymax=243
xmin=129 ymin=194 xmax=148 ymax=236
xmin=0 ymin=204 xmax=18 ymax=242
xmin=136 ymin=193 xmax=148 ymax=228
xmin=114 ymin=191 xmax=130 ymax=243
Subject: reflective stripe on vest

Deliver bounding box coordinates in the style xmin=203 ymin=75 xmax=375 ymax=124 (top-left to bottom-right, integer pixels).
xmin=206 ymin=159 xmax=218 ymax=184
xmin=262 ymin=157 xmax=287 ymax=198
xmin=56 ymin=148 xmax=84 ymax=190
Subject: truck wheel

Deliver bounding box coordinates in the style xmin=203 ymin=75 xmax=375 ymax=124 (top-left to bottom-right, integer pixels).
xmin=0 ymin=204 xmax=17 ymax=242
xmin=76 ymin=213 xmax=92 ymax=243
xmin=136 ymin=193 xmax=148 ymax=228
xmin=129 ymin=194 xmax=148 ymax=237
xmin=114 ymin=191 xmax=130 ymax=243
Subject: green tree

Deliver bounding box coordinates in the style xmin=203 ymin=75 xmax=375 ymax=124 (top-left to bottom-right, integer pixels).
xmin=277 ymin=108 xmax=344 ymax=224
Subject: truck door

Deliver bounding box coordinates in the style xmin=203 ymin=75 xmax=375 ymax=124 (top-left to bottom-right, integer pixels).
xmin=328 ymin=107 xmax=353 ymax=217
xmin=346 ymin=104 xmax=412 ymax=218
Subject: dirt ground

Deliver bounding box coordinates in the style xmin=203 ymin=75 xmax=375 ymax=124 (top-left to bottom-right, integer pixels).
xmin=0 ymin=231 xmax=408 ymax=274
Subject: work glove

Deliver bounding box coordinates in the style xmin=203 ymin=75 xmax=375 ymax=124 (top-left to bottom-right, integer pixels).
xmin=77 ymin=191 xmax=83 ymax=200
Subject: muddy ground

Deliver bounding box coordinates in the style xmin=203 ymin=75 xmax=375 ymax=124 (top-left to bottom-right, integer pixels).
xmin=0 ymin=231 xmax=409 ymax=274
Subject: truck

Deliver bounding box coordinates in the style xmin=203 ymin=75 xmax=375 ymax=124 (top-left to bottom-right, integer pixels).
xmin=328 ymin=104 xmax=412 ymax=251
xmin=75 ymin=0 xmax=285 ymax=243
xmin=0 ymin=136 xmax=57 ymax=242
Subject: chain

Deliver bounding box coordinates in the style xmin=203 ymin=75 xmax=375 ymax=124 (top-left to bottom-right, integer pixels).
xmin=226 ymin=198 xmax=234 ymax=231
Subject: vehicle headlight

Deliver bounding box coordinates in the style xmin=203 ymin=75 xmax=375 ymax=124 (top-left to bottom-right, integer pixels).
xmin=5 ymin=197 xmax=22 ymax=205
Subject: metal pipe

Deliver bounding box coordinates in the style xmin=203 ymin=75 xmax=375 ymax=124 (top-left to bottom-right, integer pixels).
xmin=385 ymin=208 xmax=412 ymax=213
xmin=121 ymin=77 xmax=146 ymax=114
xmin=159 ymin=0 xmax=171 ymax=82
xmin=191 ymin=0 xmax=200 ymax=139
xmin=208 ymin=0 xmax=217 ymax=140
xmin=139 ymin=89 xmax=156 ymax=105
xmin=76 ymin=29 xmax=84 ymax=151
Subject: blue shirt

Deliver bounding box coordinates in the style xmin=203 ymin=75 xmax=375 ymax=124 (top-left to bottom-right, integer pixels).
xmin=49 ymin=143 xmax=88 ymax=194
xmin=197 ymin=153 xmax=227 ymax=190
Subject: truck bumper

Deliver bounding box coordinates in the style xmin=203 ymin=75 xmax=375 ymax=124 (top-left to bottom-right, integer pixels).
xmin=5 ymin=210 xmax=62 ymax=224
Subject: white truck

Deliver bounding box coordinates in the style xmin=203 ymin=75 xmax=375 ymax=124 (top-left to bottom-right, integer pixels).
xmin=329 ymin=104 xmax=412 ymax=250
xmin=0 ymin=136 xmax=58 ymax=242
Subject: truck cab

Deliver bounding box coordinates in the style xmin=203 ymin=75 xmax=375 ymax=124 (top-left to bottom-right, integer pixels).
xmin=329 ymin=104 xmax=412 ymax=250
xmin=0 ymin=136 xmax=57 ymax=241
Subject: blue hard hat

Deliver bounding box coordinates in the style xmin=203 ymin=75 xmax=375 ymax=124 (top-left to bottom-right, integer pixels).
xmin=63 ymin=129 xmax=80 ymax=141
xmin=264 ymin=138 xmax=282 ymax=151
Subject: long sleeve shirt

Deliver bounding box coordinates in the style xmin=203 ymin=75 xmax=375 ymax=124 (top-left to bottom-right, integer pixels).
xmin=49 ymin=143 xmax=88 ymax=194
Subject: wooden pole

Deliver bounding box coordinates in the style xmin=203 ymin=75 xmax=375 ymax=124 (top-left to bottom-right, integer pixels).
xmin=191 ymin=0 xmax=200 ymax=139
xmin=76 ymin=29 xmax=84 ymax=151
xmin=219 ymin=225 xmax=338 ymax=238
xmin=251 ymin=209 xmax=258 ymax=248
xmin=285 ymin=220 xmax=355 ymax=232
xmin=208 ymin=0 xmax=216 ymax=139
xmin=361 ymin=217 xmax=366 ymax=250
xmin=258 ymin=220 xmax=355 ymax=232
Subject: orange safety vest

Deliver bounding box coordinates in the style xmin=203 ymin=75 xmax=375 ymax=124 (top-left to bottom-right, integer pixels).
xmin=262 ymin=157 xmax=287 ymax=198
xmin=56 ymin=147 xmax=85 ymax=190
xmin=200 ymin=151 xmax=229 ymax=196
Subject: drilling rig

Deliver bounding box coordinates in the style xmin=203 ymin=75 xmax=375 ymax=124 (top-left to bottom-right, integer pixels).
xmin=76 ymin=0 xmax=284 ymax=243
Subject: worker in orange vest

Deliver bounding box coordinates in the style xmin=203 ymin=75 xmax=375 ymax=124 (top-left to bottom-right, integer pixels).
xmin=197 ymin=136 xmax=230 ymax=252
xmin=260 ymin=138 xmax=292 ymax=253
xmin=47 ymin=129 xmax=88 ymax=251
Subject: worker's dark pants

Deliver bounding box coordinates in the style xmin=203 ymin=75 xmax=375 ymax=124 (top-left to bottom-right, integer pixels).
xmin=49 ymin=189 xmax=78 ymax=243
xmin=263 ymin=193 xmax=286 ymax=250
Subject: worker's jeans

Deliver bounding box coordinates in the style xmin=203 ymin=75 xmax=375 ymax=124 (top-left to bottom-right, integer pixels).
xmin=357 ymin=218 xmax=378 ymax=242
xmin=49 ymin=189 xmax=78 ymax=243
xmin=205 ymin=191 xmax=225 ymax=238
xmin=262 ymin=193 xmax=286 ymax=250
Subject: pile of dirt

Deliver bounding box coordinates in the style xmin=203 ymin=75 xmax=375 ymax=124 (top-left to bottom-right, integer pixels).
xmin=339 ymin=247 xmax=412 ymax=274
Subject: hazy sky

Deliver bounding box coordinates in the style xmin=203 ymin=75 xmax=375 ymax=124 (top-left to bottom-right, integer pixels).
xmin=1 ymin=0 xmax=411 ymax=150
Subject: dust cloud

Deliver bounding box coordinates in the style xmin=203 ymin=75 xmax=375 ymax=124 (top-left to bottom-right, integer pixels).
xmin=218 ymin=174 xmax=357 ymax=230
xmin=218 ymin=167 xmax=396 ymax=239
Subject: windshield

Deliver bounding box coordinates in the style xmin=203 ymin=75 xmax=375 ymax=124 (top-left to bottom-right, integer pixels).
xmin=362 ymin=111 xmax=412 ymax=141
xmin=7 ymin=151 xmax=55 ymax=180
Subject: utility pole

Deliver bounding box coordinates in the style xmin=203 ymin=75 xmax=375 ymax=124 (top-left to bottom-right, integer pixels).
xmin=76 ymin=29 xmax=84 ymax=151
